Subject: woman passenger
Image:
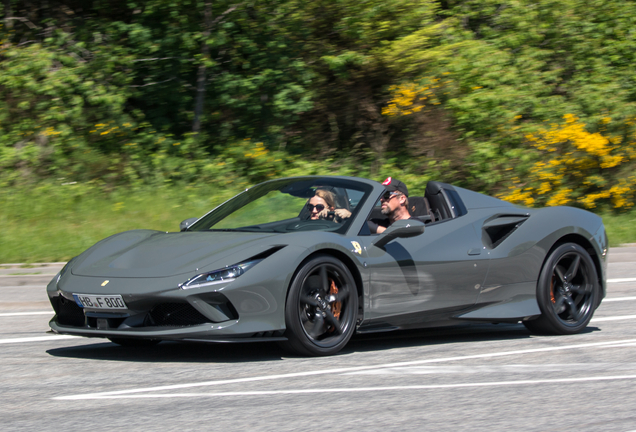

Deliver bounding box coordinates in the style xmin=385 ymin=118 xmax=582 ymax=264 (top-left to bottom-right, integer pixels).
xmin=306 ymin=189 xmax=351 ymax=222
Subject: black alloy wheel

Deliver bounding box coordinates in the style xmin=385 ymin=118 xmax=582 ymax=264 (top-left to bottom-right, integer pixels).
xmin=524 ymin=243 xmax=599 ymax=335
xmin=282 ymin=255 xmax=358 ymax=356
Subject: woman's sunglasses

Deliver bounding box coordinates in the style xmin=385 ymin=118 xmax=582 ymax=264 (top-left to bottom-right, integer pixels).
xmin=306 ymin=203 xmax=325 ymax=212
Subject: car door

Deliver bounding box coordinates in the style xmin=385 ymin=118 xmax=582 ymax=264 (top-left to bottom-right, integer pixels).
xmin=362 ymin=216 xmax=490 ymax=324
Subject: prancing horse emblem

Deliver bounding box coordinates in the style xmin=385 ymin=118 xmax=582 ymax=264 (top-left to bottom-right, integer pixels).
xmin=101 ymin=280 xmax=109 ymax=287
xmin=351 ymin=241 xmax=362 ymax=255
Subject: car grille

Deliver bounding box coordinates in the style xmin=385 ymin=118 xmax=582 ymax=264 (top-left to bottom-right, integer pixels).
xmin=149 ymin=303 xmax=211 ymax=326
xmin=56 ymin=296 xmax=86 ymax=327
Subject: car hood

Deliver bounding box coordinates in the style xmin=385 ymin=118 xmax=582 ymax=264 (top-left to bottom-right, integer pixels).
xmin=70 ymin=229 xmax=281 ymax=278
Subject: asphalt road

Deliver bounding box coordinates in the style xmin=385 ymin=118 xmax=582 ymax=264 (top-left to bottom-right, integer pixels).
xmin=1 ymin=250 xmax=636 ymax=431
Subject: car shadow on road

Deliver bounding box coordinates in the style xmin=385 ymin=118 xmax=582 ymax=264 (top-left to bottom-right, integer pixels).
xmin=46 ymin=323 xmax=601 ymax=363
xmin=46 ymin=339 xmax=287 ymax=363
xmin=343 ymin=323 xmax=600 ymax=355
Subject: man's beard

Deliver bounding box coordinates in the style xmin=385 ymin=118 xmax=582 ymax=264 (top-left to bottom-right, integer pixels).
xmin=381 ymin=206 xmax=391 ymax=216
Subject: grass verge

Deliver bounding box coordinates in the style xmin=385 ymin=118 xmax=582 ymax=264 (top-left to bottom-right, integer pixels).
xmin=0 ymin=183 xmax=230 ymax=263
xmin=600 ymin=211 xmax=636 ymax=247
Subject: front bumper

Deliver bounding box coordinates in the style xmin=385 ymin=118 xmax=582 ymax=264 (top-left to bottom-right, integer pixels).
xmin=47 ymin=272 xmax=289 ymax=343
xmin=49 ymin=319 xmax=287 ymax=343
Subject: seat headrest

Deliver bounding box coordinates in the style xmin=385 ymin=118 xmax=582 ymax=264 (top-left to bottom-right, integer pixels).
xmin=409 ymin=196 xmax=427 ymax=217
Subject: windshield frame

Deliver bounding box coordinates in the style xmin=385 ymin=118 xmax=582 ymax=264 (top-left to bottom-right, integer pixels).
xmin=187 ymin=176 xmax=375 ymax=235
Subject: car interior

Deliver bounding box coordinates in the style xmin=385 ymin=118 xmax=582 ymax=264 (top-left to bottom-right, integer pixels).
xmin=362 ymin=181 xmax=468 ymax=234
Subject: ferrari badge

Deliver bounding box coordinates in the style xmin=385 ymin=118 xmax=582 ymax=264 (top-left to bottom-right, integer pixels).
xmin=351 ymin=241 xmax=362 ymax=255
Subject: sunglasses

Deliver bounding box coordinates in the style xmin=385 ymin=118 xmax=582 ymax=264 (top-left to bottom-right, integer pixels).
xmin=306 ymin=203 xmax=326 ymax=212
xmin=381 ymin=191 xmax=402 ymax=201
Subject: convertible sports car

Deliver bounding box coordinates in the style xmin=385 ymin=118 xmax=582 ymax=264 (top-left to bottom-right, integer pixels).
xmin=48 ymin=176 xmax=608 ymax=356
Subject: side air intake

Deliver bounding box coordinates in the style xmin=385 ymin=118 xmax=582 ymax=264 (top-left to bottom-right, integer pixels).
xmin=482 ymin=214 xmax=529 ymax=249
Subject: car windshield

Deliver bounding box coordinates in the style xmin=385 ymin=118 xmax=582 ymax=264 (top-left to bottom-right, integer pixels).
xmin=188 ymin=177 xmax=372 ymax=234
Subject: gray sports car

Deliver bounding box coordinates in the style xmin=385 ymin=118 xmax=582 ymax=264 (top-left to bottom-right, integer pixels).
xmin=47 ymin=176 xmax=608 ymax=356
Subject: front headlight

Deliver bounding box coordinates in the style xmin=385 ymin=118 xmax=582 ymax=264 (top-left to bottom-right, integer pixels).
xmin=179 ymin=259 xmax=262 ymax=289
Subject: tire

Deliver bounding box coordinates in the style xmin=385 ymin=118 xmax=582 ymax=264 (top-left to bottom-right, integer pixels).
xmin=524 ymin=243 xmax=599 ymax=335
xmin=281 ymin=255 xmax=358 ymax=356
xmin=108 ymin=338 xmax=161 ymax=347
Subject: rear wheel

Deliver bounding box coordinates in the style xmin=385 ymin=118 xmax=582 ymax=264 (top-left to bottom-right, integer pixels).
xmin=524 ymin=243 xmax=599 ymax=335
xmin=281 ymin=255 xmax=358 ymax=356
xmin=108 ymin=338 xmax=161 ymax=347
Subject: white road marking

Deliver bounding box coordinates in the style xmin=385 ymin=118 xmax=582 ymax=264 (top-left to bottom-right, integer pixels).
xmin=0 ymin=311 xmax=52 ymax=317
xmin=594 ymin=343 xmax=636 ymax=349
xmin=342 ymin=363 xmax=636 ymax=375
xmin=0 ymin=335 xmax=79 ymax=344
xmin=55 ymin=374 xmax=636 ymax=400
xmin=602 ymin=296 xmax=636 ymax=302
xmin=55 ymin=338 xmax=636 ymax=400
xmin=592 ymin=315 xmax=636 ymax=322
xmin=607 ymin=278 xmax=636 ymax=283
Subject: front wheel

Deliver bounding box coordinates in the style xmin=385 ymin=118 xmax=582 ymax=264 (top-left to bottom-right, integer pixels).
xmin=524 ymin=243 xmax=599 ymax=335
xmin=281 ymin=255 xmax=358 ymax=356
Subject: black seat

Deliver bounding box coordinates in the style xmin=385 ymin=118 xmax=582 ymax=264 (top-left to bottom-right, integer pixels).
xmin=408 ymin=196 xmax=435 ymax=223
xmin=425 ymin=182 xmax=453 ymax=221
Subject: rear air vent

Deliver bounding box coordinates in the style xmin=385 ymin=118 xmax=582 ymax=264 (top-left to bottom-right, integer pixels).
xmin=482 ymin=214 xmax=529 ymax=249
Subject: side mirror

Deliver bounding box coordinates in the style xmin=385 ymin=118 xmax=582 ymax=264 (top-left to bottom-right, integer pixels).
xmin=180 ymin=217 xmax=199 ymax=232
xmin=372 ymin=219 xmax=425 ymax=248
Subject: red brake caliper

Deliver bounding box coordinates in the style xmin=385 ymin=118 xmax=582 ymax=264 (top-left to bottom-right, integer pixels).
xmin=328 ymin=278 xmax=342 ymax=332
xmin=550 ymin=275 xmax=556 ymax=304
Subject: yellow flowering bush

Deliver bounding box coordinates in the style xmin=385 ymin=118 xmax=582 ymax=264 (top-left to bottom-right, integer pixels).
xmin=211 ymin=139 xmax=287 ymax=185
xmin=501 ymin=114 xmax=636 ymax=210
xmin=382 ymin=78 xmax=444 ymax=117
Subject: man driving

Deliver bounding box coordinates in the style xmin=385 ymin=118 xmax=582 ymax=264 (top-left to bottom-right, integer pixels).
xmin=368 ymin=177 xmax=414 ymax=234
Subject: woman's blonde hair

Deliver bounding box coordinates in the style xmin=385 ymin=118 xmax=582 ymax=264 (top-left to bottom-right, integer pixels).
xmin=314 ymin=189 xmax=336 ymax=209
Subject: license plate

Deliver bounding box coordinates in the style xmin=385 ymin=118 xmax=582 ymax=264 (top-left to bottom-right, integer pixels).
xmin=73 ymin=294 xmax=128 ymax=310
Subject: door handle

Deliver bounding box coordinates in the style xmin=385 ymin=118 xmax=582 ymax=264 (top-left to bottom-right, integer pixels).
xmin=467 ymin=248 xmax=482 ymax=256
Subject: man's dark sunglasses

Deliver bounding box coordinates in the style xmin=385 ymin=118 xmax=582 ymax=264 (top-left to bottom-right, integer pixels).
xmin=307 ymin=203 xmax=325 ymax=212
xmin=381 ymin=191 xmax=401 ymax=201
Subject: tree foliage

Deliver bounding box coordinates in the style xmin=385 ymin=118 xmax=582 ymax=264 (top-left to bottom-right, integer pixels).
xmin=2 ymin=0 xmax=636 ymax=210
